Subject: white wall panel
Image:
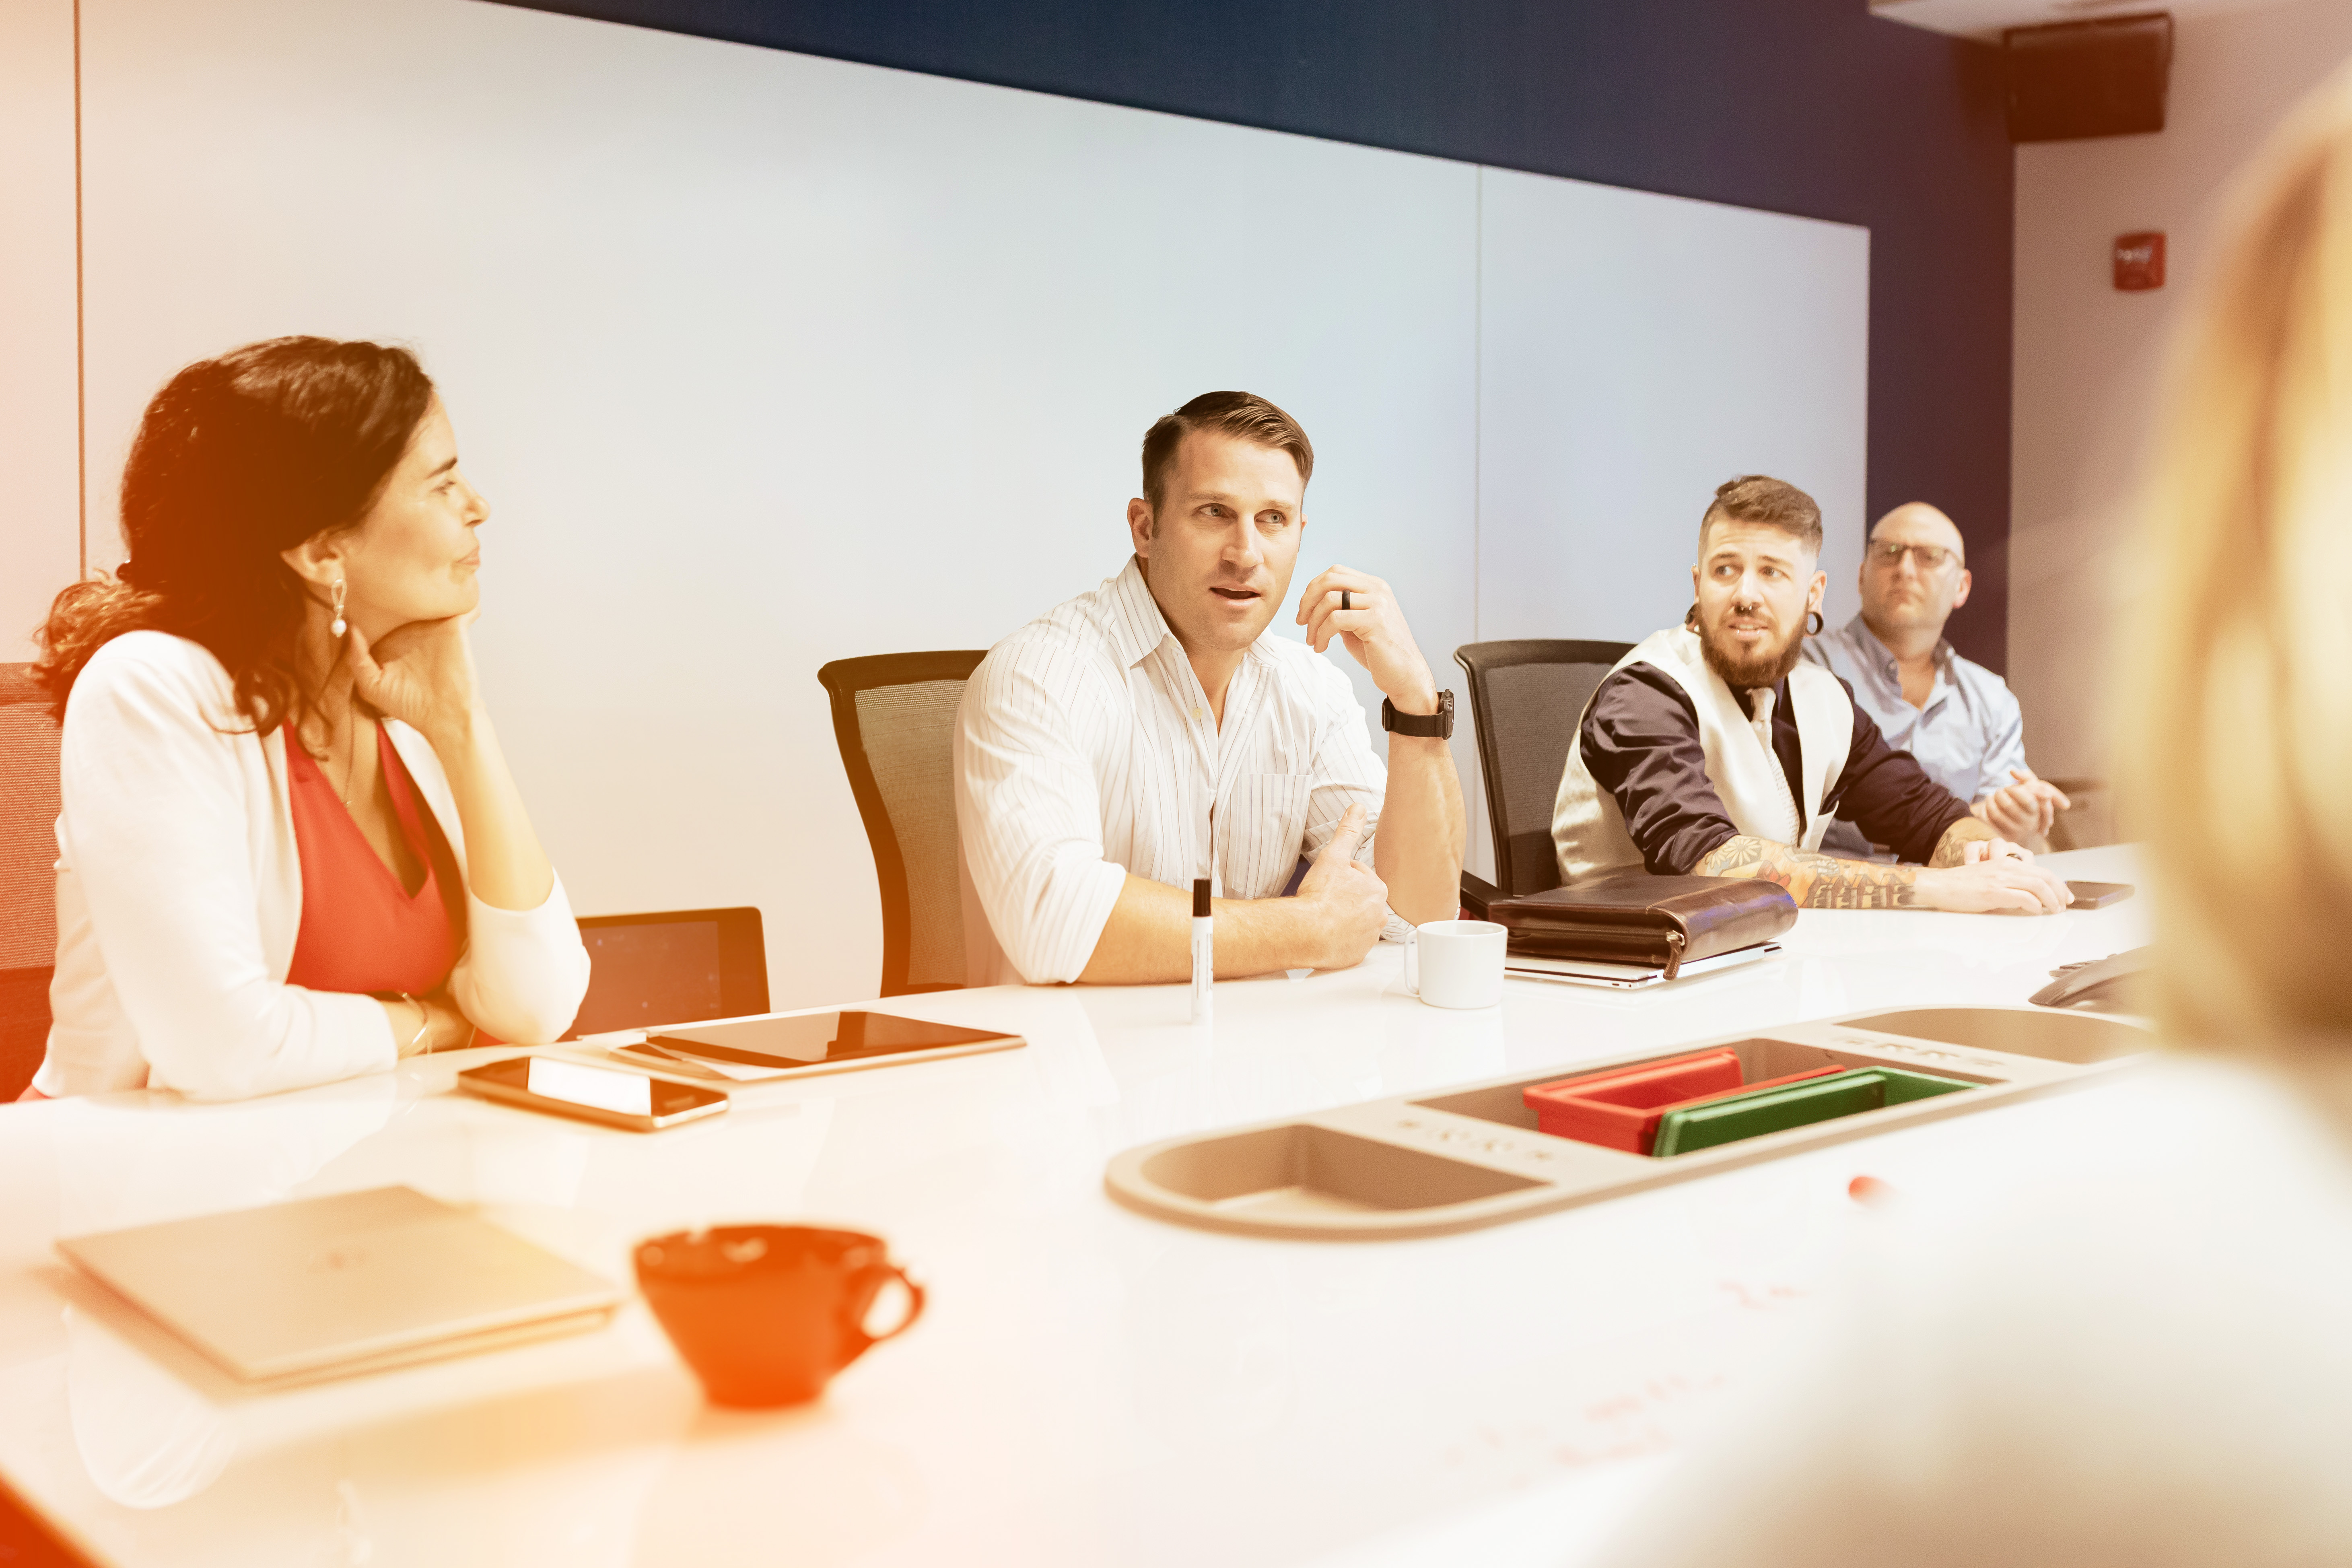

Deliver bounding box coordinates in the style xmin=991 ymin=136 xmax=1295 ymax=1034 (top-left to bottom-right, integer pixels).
xmin=1477 ymin=169 xmax=1870 ymax=645
xmin=78 ymin=0 xmax=1478 ymax=1003
xmin=69 ymin=0 xmax=1868 ymax=999
xmin=2010 ymin=0 xmax=2352 ymax=783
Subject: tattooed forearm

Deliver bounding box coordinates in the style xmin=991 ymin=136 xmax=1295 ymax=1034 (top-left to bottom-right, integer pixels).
xmin=1693 ymin=834 xmax=1925 ymax=910
xmin=1929 ymin=815 xmax=1996 ymax=868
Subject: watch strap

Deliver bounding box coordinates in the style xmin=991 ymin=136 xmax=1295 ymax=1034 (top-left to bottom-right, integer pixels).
xmin=1382 ymin=690 xmax=1454 ymax=739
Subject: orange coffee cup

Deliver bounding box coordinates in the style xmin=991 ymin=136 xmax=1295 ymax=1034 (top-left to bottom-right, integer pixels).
xmin=635 ymin=1225 xmax=925 ymax=1407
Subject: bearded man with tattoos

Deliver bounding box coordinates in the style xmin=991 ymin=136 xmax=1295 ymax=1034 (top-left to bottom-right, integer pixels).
xmin=1549 ymin=476 xmax=2072 ymax=915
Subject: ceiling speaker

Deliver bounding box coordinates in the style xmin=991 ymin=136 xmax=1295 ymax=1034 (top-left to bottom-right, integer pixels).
xmin=2004 ymin=12 xmax=2173 ymax=144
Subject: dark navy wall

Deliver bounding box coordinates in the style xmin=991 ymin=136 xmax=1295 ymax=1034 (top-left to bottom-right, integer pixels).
xmin=499 ymin=0 xmax=2015 ymax=670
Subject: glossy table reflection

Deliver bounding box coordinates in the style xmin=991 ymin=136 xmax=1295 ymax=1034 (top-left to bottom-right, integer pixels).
xmin=0 ymin=848 xmax=2150 ymax=1567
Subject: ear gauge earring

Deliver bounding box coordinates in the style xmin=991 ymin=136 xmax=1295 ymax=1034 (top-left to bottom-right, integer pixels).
xmin=1806 ymin=610 xmax=1825 ymax=636
xmin=330 ymin=578 xmax=348 ymax=639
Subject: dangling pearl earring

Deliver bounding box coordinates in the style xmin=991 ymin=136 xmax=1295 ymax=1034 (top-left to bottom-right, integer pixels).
xmin=330 ymin=577 xmax=348 ymax=639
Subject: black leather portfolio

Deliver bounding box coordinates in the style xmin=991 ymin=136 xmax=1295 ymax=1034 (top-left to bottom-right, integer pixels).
xmin=1487 ymin=875 xmax=1799 ymax=979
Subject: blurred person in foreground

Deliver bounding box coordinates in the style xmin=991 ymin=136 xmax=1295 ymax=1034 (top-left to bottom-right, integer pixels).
xmin=28 ymin=337 xmax=589 ymax=1101
xmin=1591 ymin=62 xmax=2352 ymax=1567
xmin=1805 ymin=501 xmax=2071 ymax=855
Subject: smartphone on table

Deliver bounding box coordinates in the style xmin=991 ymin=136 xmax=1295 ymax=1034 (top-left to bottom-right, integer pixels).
xmin=456 ymin=1055 xmax=729 ymax=1132
xmin=2064 ymin=881 xmax=2134 ymax=909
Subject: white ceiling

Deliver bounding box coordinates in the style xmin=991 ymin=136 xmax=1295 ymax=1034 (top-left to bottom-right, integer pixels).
xmin=1870 ymin=0 xmax=2306 ymax=43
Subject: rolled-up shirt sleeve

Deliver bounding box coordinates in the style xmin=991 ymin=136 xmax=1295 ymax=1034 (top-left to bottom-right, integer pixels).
xmin=954 ymin=646 xmax=1129 ymax=985
xmin=1300 ymin=657 xmax=1386 ymax=867
xmin=1579 ymin=664 xmax=1744 ymax=876
xmin=446 ymin=874 xmax=591 ymax=1046
xmin=1821 ymin=678 xmax=1975 ymax=864
xmin=1973 ymin=684 xmax=2030 ymax=803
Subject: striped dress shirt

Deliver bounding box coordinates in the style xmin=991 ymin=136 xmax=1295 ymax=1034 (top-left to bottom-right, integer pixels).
xmin=954 ymin=556 xmax=1394 ymax=986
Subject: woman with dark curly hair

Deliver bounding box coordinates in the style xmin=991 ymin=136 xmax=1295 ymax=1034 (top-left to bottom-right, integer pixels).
xmin=28 ymin=336 xmax=588 ymax=1100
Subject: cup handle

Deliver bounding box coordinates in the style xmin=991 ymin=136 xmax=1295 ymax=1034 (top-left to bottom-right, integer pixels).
xmin=840 ymin=1263 xmax=926 ymax=1365
xmin=1405 ymin=925 xmax=1419 ymax=997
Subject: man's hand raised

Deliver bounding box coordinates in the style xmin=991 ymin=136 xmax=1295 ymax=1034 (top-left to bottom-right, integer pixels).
xmin=1295 ymin=565 xmax=1442 ymax=716
xmin=1293 ymin=804 xmax=1392 ymax=969
xmin=1973 ymin=768 xmax=2071 ymax=844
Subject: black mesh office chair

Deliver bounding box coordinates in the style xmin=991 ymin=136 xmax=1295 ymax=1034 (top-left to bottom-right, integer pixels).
xmin=1452 ymin=639 xmax=1632 ymax=913
xmin=0 ymin=664 xmax=61 ymax=1100
xmin=817 ymin=651 xmax=987 ymax=997
xmin=2042 ymin=777 xmax=2111 ymax=852
xmin=564 ymin=907 xmax=770 ymax=1038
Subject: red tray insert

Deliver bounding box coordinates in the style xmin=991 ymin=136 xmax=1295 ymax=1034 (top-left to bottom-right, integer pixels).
xmin=1523 ymin=1052 xmax=1851 ymax=1154
xmin=1523 ymin=1050 xmax=1743 ymax=1153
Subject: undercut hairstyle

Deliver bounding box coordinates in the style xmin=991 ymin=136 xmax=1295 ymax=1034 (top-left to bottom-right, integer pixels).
xmin=36 ymin=336 xmax=435 ymax=731
xmin=1140 ymin=391 xmax=1314 ymax=511
xmin=1699 ymin=474 xmax=1823 ymax=558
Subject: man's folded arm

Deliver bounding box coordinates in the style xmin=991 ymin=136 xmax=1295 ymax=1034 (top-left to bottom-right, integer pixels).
xmin=954 ymin=655 xmax=1127 ymax=984
xmin=1692 ymin=814 xmax=2001 ymax=909
xmin=1693 ymin=834 xmax=1928 ymax=908
xmin=1691 ymin=688 xmax=2000 ymax=908
xmin=1078 ymin=876 xmax=1330 ymax=983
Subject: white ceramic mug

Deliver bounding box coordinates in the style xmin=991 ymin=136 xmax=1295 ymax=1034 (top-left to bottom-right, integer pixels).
xmin=1404 ymin=920 xmax=1508 ymax=1009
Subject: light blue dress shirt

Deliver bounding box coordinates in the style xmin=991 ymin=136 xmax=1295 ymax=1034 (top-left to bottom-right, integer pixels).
xmin=1802 ymin=614 xmax=2029 ymax=854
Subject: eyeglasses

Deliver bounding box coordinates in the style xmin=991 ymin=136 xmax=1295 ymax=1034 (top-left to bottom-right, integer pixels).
xmin=1868 ymin=540 xmax=1962 ymax=571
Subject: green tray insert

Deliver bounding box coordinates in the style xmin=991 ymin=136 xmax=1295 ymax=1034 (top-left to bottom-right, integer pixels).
xmin=1650 ymin=1067 xmax=1973 ymax=1157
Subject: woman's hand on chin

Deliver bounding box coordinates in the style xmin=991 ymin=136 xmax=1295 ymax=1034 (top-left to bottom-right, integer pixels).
xmin=346 ymin=615 xmax=485 ymax=746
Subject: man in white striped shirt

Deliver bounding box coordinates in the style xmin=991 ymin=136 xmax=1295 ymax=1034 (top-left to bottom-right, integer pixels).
xmin=955 ymin=391 xmax=1466 ymax=986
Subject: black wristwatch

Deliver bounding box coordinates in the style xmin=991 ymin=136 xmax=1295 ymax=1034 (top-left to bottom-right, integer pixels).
xmin=1382 ymin=690 xmax=1454 ymax=739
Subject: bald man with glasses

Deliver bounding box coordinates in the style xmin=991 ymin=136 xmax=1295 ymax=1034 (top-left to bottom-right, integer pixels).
xmin=1803 ymin=503 xmax=2068 ymax=853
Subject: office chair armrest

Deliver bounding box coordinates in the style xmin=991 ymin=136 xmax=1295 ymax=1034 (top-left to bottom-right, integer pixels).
xmin=1459 ymin=872 xmax=1499 ymax=920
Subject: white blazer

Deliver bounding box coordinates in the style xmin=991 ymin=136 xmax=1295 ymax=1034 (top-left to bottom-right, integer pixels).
xmin=33 ymin=632 xmax=591 ymax=1101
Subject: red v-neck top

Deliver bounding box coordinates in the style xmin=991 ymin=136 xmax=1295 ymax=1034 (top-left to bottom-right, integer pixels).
xmin=284 ymin=723 xmax=466 ymax=997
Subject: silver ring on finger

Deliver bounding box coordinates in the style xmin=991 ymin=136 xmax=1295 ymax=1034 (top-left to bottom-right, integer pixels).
xmin=1340 ymin=590 xmax=1352 ymax=611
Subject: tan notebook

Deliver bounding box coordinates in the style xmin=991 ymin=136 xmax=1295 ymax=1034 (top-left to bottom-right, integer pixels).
xmin=58 ymin=1185 xmax=622 ymax=1386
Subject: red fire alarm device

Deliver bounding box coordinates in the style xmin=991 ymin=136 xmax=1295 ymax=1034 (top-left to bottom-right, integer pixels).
xmin=2115 ymin=231 xmax=2165 ymax=291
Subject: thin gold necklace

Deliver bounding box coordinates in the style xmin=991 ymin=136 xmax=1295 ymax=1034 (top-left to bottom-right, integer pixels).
xmin=335 ymin=701 xmax=359 ymax=808
xmin=308 ymin=698 xmax=359 ymax=808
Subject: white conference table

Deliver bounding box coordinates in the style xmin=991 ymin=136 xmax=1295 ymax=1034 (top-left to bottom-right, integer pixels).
xmin=0 ymin=846 xmax=2150 ymax=1568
